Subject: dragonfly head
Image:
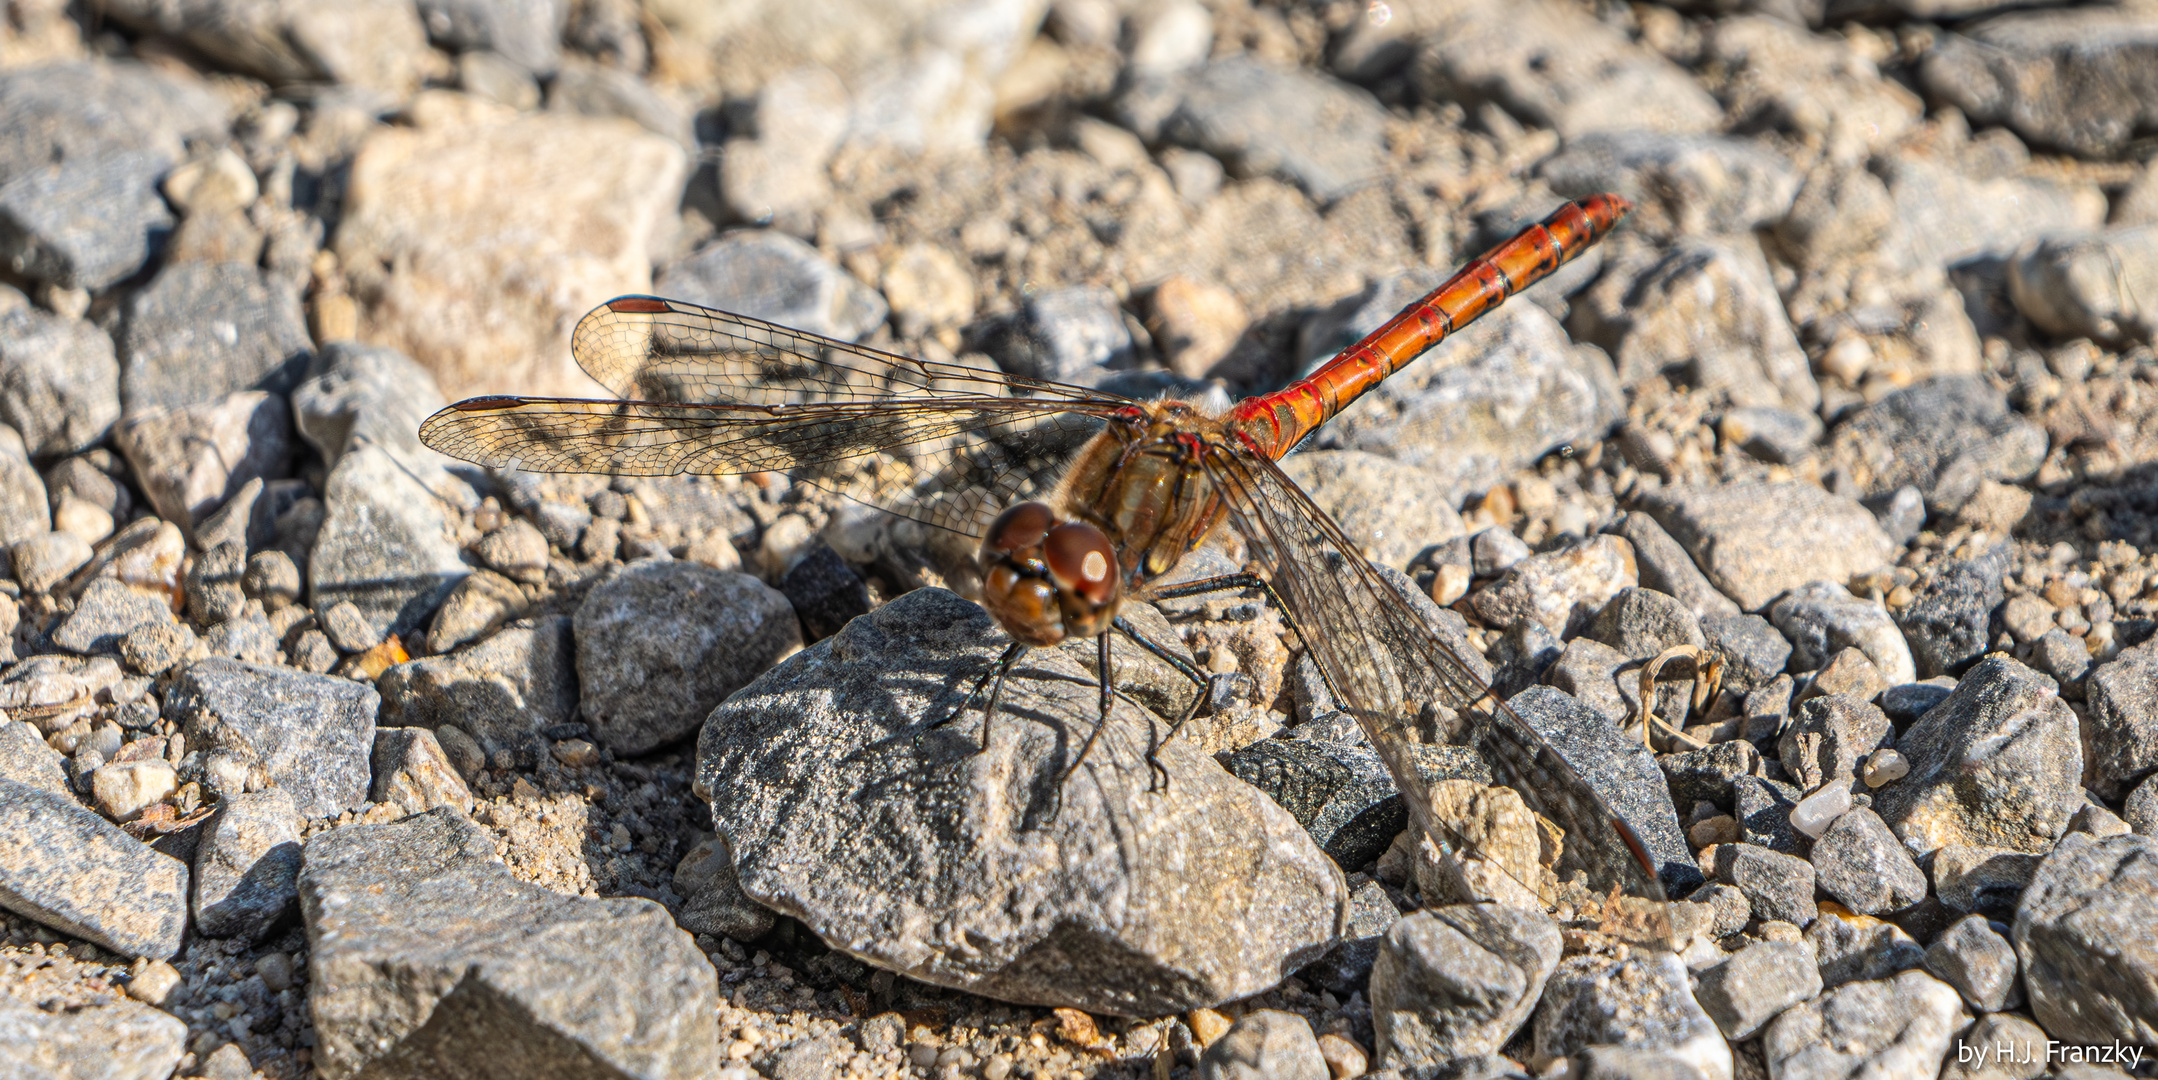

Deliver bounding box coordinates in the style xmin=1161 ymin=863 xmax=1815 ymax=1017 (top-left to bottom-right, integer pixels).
xmin=978 ymin=502 xmax=1121 ymax=647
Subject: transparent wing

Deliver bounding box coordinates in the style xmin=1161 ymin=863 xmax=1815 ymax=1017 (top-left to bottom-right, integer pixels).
xmin=1202 ymin=443 xmax=1668 ymax=903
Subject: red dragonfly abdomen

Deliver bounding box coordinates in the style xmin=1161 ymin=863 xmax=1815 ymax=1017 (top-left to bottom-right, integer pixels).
xmin=1229 ymin=194 xmax=1631 ymax=460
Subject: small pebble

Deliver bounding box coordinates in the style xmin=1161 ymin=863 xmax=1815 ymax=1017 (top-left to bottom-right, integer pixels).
xmin=1790 ymin=783 xmax=1853 ymax=840
xmin=1862 ymin=748 xmax=1909 ymax=788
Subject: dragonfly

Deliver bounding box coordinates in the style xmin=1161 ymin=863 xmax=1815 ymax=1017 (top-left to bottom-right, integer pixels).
xmin=418 ymin=194 xmax=1671 ymax=906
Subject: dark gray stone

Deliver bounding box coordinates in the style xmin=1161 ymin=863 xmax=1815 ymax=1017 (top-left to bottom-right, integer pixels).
xmin=51 ymin=577 xmax=174 ymax=656
xmin=1932 ymin=844 xmax=2041 ymax=919
xmin=2127 ymin=774 xmax=2158 ymax=836
xmin=1714 ymin=843 xmax=1816 ymax=926
xmin=291 ymin=341 xmax=468 ymax=496
xmin=2012 ymin=832 xmax=2158 ymax=1047
xmin=776 ymin=542 xmax=869 ymax=642
xmin=1504 ymin=686 xmax=1699 ymax=899
xmin=1825 ymin=377 xmax=2047 ymax=514
xmin=654 ymin=229 xmax=884 ymax=342
xmin=577 ymin=559 xmax=801 ymax=755
xmin=1777 ymin=694 xmax=1893 ymax=791
xmin=1370 ymin=905 xmax=1562 ymax=1065
xmin=415 ymin=0 xmax=563 ymax=74
xmin=1806 ymin=912 xmax=1927 ymax=988
xmin=1919 ymin=10 xmax=2158 ymax=158
xmin=1533 ymin=951 xmax=1722 ymax=1075
xmin=1693 ymin=939 xmax=1822 ymax=1041
xmin=696 ymin=588 xmax=1345 ymax=1016
xmin=378 ymin=616 xmax=577 ymax=770
xmin=1879 ymin=678 xmax=1956 ymax=726
xmin=2029 ymin=628 xmax=2092 ymax=693
xmin=0 ymin=148 xmax=172 ymax=291
xmin=118 ymin=262 xmax=311 ymax=413
xmin=1124 ymin=56 xmax=1386 ymax=201
xmin=1924 ymin=914 xmax=2022 ymax=1012
xmin=0 ymin=777 xmax=188 ymax=959
xmin=1700 ymin=613 xmax=1793 ymax=693
xmin=1769 ymin=581 xmax=1916 ymax=688
xmin=1874 ymin=655 xmax=2081 ymax=852
xmin=0 ymin=719 xmax=69 ymax=794
xmin=1658 ymin=740 xmax=1763 ymax=814
xmin=1613 ymin=512 xmax=1740 ymax=620
xmin=0 ymin=62 xmax=228 ymax=188
xmin=299 ymin=807 xmax=720 ymax=1079
xmin=1897 ymin=547 xmax=2007 ymax=680
xmin=1812 ymin=808 xmax=1928 ymax=915
xmin=985 ymin=284 xmax=1134 ymax=384
xmin=1297 ymin=878 xmax=1400 ymax=993
xmin=165 ymin=658 xmax=378 ymax=818
xmin=1760 ymin=970 xmax=1969 ymax=1080
xmin=2082 ymin=641 xmax=2158 ymax=799
xmin=309 ymin=444 xmax=471 ymax=641
xmin=1487 ymin=619 xmax=1561 ymax=701
xmin=192 ymin=788 xmax=302 ymax=942
xmin=671 ymin=834 xmax=775 ymax=942
xmin=1586 ymin=588 xmax=1705 ymax=662
xmin=0 ymin=308 xmax=121 ymax=457
xmin=1720 ymin=406 xmax=1822 ymax=466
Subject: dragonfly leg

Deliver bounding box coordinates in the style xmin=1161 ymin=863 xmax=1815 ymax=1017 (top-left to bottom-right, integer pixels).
xmin=1052 ymin=632 xmax=1118 ymax=809
xmin=924 ymin=641 xmax=1028 ymax=755
xmin=1110 ymin=615 xmax=1210 ymax=793
xmin=1149 ymin=570 xmax=1350 ymax=717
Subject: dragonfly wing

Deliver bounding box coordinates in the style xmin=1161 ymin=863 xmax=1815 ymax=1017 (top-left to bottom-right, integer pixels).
xmin=1202 ymin=444 xmax=1669 ymax=904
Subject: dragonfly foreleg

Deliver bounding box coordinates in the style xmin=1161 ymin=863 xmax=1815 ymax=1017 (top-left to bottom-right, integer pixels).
xmin=923 ymin=640 xmax=1029 ymax=753
xmin=1110 ymin=615 xmax=1210 ymax=793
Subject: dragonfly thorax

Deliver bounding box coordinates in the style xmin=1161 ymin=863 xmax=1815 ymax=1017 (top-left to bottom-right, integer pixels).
xmin=1051 ymin=403 xmax=1230 ymax=588
xmin=978 ymin=502 xmax=1121 ymax=647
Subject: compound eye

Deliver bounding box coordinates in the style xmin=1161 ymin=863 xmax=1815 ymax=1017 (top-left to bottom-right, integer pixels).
xmin=983 ymin=502 xmax=1056 ymax=561
xmin=1044 ymin=522 xmax=1119 ymax=606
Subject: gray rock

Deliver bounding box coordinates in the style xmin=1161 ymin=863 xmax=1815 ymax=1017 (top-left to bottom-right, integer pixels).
xmin=1825 ymin=377 xmax=2048 ymax=515
xmin=185 ymin=540 xmax=247 ymax=626
xmin=1807 ymin=912 xmax=1926 ymax=988
xmin=2029 ymin=628 xmax=2092 ymax=692
xmin=457 ymin=48 xmax=541 ymax=109
xmin=319 ymin=600 xmax=378 ymax=653
xmin=0 ymin=719 xmax=70 ymax=795
xmin=1469 ymin=535 xmax=1637 ymax=640
xmin=1370 ymin=905 xmax=1562 ymax=1065
xmin=1614 ymin=512 xmax=1739 ymax=620
xmin=1898 ymin=547 xmax=2007 ymax=679
xmin=1938 ymin=1013 xmax=2048 ymax=1080
xmin=113 ymin=390 xmax=292 ymax=532
xmin=775 ymin=542 xmax=869 ymax=642
xmin=428 ymin=569 xmax=527 ymax=653
xmin=1813 ymin=808 xmax=1928 ymax=915
xmin=192 ymin=787 xmax=302 ymax=942
xmin=95 ymin=0 xmax=430 ymax=95
xmin=415 ymin=0 xmax=563 ymax=75
xmin=1134 ymin=56 xmax=1387 ymax=202
xmin=1198 ymin=1009 xmax=1329 ymax=1080
xmin=370 ymin=727 xmax=475 ymax=815
xmin=1699 ymin=613 xmax=1792 ymax=693
xmin=299 ymin=807 xmax=719 ymax=1079
xmin=1400 ymin=0 xmax=1721 ymax=137
xmin=0 ymin=655 xmax=122 ymax=736
xmin=309 ymin=444 xmax=471 ymax=641
xmin=2011 ymin=224 xmax=2158 ymax=346
xmin=1471 ymin=529 xmax=1532 ymax=579
xmin=1570 ymin=235 xmax=1818 ymax=415
xmin=1540 ymin=132 xmax=1800 ymax=240
xmin=1719 ymin=406 xmax=1823 ymax=466
xmin=1541 ymin=637 xmax=1631 ymax=727
xmin=165 ymin=658 xmax=378 ymax=818
xmin=1586 ymin=588 xmax=1704 ymax=662
xmin=473 ymin=519 xmax=548 ymax=584
xmin=1932 ymin=844 xmax=2041 ymax=919
xmin=1658 ymin=740 xmax=1763 ymax=814
xmin=577 ymin=560 xmax=801 ymax=755
xmin=547 ymin=60 xmax=693 ymax=147
xmin=0 ymin=777 xmax=188 ymax=959
xmin=1533 ymin=950 xmax=1724 ymax=1076
xmin=0 ymin=990 xmax=187 ymax=1080
xmin=1221 ymin=737 xmax=1481 ymax=871
xmin=1874 ymin=148 xmax=2105 ymax=284
xmin=0 ymin=309 xmax=121 ymax=457
xmin=1715 ymin=843 xmax=1816 ymax=926
xmin=1778 ymin=695 xmax=1893 ymax=792
xmin=985 ymin=284 xmax=1133 ymax=384
xmin=1693 ymin=939 xmax=1822 ymax=1041
xmin=653 ymin=230 xmax=886 ymax=342
xmin=290 ymin=341 xmax=468 ymax=497
xmin=1873 ymin=486 xmax=1927 ymax=548
xmin=124 ymin=619 xmax=196 ymax=676
xmin=671 ymin=834 xmax=776 ymax=942
xmin=1769 ymin=581 xmax=1916 ymax=688
xmin=242 ymin=550 xmax=302 ymax=608
xmin=117 ymin=262 xmax=312 ymax=413
xmin=1924 ymin=914 xmax=2022 ymax=1012
xmin=2012 ymin=832 xmax=2158 ymax=1046
xmin=0 ymin=62 xmax=228 ymax=186
xmin=378 ymin=616 xmax=578 ymax=770
xmin=1638 ymin=483 xmax=1894 ymax=612
xmin=717 ymin=66 xmax=850 ymax=225
xmin=1280 ymin=451 xmax=1468 ymax=573
xmin=1505 ymin=686 xmax=1698 ymax=898
xmin=1873 ymin=656 xmax=2081 ymax=853
xmin=1760 ymin=970 xmax=1969 ymax=1080
xmin=697 ymin=587 xmax=1345 ymax=1016
xmin=0 ymin=148 xmax=173 ymax=291
xmin=2081 ymin=641 xmax=2158 ymax=799
xmin=1298 ymin=878 xmax=1402 ymax=993
xmin=51 ymin=578 xmax=174 ymax=656
xmin=1304 ymin=301 xmax=1622 ymax=505
xmin=0 ymin=451 xmax=48 ymax=546
xmin=1919 ymin=10 xmax=2158 ymax=158
xmin=2129 ymin=775 xmax=2158 ymax=836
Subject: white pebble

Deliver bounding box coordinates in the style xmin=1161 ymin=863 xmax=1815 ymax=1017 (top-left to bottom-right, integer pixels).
xmin=1789 ymin=783 xmax=1852 ymax=839
xmin=1862 ymin=748 xmax=1910 ymax=788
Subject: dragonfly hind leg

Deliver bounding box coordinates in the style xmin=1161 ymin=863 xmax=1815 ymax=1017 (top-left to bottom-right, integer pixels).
xmin=1108 ymin=615 xmax=1209 ymax=793
xmin=923 ymin=640 xmax=1029 ymax=753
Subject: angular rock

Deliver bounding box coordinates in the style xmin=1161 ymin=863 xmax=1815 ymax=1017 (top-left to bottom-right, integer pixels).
xmin=1777 ymin=694 xmax=1894 ymax=792
xmin=2010 ymin=224 xmax=2158 ymax=346
xmin=652 ymin=229 xmax=886 ymax=344
xmin=1761 ymin=970 xmax=1969 ymax=1080
xmin=0 ymin=777 xmax=188 ymax=959
xmin=0 ymin=308 xmax=121 ymax=457
xmin=2082 ymin=641 xmax=2158 ymax=800
xmin=1586 ymin=587 xmax=1704 ymax=662
xmin=1505 ymin=686 xmax=1698 ymax=898
xmin=1703 ymin=17 xmax=1922 ymax=162
xmin=1700 ymin=613 xmax=1793 ymax=693
xmin=1807 ymin=909 xmax=1927 ymax=988
xmin=1614 ymin=512 xmax=1739 ymax=620
xmin=775 ymin=542 xmax=869 ymax=642
xmin=0 ymin=451 xmax=48 ymax=546
xmin=1825 ymin=377 xmax=2047 ymax=515
xmin=1873 ymin=656 xmax=2081 ymax=854
xmin=547 ymin=60 xmax=691 ymax=147
xmin=0 ymin=148 xmax=173 ymax=292
xmin=1897 ymin=547 xmax=2007 ymax=679
xmin=370 ymin=727 xmax=475 ymax=815
xmin=1469 ymin=535 xmax=1637 ymax=639
xmin=672 ymin=834 xmax=776 ymax=943
xmin=1924 ymin=914 xmax=2022 ymax=1012
xmin=2012 ymin=832 xmax=2158 ymax=1047
xmin=427 ymin=569 xmax=527 ymax=653
xmin=1812 ymin=808 xmax=1928 ymax=916
xmin=1199 ymin=1009 xmax=1329 ymax=1080
xmin=1714 ymin=843 xmax=1816 ymax=927
xmin=117 ymin=262 xmax=312 ymax=413
xmin=165 ymin=658 xmax=378 ymax=818
xmin=1933 ymin=844 xmax=2041 ymax=919
xmin=1720 ymin=406 xmax=1823 ymax=466
xmin=97 ymin=0 xmax=429 ymax=96
xmin=334 ymin=105 xmax=688 ymax=400
xmin=1540 ymin=132 xmax=1799 ymax=240
xmin=577 ymin=560 xmax=800 ymax=755
xmin=290 ymin=340 xmax=470 ymax=497
xmin=1693 ymin=939 xmax=1822 ymax=1041
xmin=416 ymin=0 xmax=563 ymax=75
xmin=300 ymin=807 xmax=719 ymax=1079
xmin=0 ymin=990 xmax=187 ymax=1080
xmin=697 ymin=588 xmax=1346 ymax=1016
xmin=0 ymin=719 xmax=70 ymax=795
xmin=1370 ymin=904 xmax=1562 ymax=1066
xmin=309 ymin=444 xmax=471 ymax=642
xmin=1135 ymin=56 xmax=1388 ymax=202
xmin=1659 ymin=741 xmax=1763 ymax=814
xmin=1639 ymin=483 xmax=1895 ymax=612
xmin=716 ymin=66 xmax=849 ymax=225
xmin=1771 ymin=581 xmax=1916 ymax=689
xmin=980 ymin=283 xmax=1134 ymax=385
xmin=378 ymin=616 xmax=577 ymax=769
xmin=113 ymin=391 xmax=292 ymax=532
xmin=1938 ymin=1013 xmax=2048 ymax=1080
xmin=1280 ymin=451 xmax=1467 ymax=573
xmin=1533 ymin=950 xmax=1730 ymax=1080
xmin=51 ymin=577 xmax=174 ymax=656
xmin=192 ymin=788 xmax=302 ymax=943
xmin=1919 ymin=9 xmax=2158 ymax=158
